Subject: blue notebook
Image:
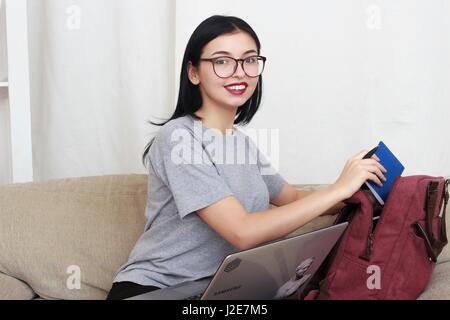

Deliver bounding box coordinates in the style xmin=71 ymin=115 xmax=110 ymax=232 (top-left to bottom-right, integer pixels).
xmin=363 ymin=141 xmax=405 ymax=205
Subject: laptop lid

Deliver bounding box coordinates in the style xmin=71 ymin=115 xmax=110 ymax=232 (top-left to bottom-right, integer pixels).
xmin=127 ymin=222 xmax=347 ymax=300
xmin=200 ymin=222 xmax=348 ymax=300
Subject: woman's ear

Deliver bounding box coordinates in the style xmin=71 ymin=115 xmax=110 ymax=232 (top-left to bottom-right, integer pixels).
xmin=187 ymin=62 xmax=200 ymax=85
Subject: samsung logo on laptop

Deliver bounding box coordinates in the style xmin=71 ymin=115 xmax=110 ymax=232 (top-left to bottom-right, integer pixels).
xmin=213 ymin=285 xmax=242 ymax=296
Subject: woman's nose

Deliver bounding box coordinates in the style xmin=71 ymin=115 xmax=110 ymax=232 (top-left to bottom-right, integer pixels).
xmin=233 ymin=62 xmax=246 ymax=78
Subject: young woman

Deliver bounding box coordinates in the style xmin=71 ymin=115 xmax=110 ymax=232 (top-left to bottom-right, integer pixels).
xmin=106 ymin=15 xmax=386 ymax=300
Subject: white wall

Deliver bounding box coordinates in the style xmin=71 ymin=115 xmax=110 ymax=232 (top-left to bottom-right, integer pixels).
xmin=5 ymin=0 xmax=33 ymax=183
xmin=0 ymin=0 xmax=12 ymax=184
xmin=0 ymin=0 xmax=6 ymax=81
xmin=26 ymin=0 xmax=175 ymax=181
xmin=176 ymin=0 xmax=450 ymax=184
xmin=1 ymin=0 xmax=448 ymax=184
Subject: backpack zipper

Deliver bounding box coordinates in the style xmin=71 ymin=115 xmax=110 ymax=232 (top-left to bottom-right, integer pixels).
xmin=445 ymin=179 xmax=449 ymax=205
xmin=359 ymin=177 xmax=403 ymax=261
xmin=360 ymin=232 xmax=374 ymax=261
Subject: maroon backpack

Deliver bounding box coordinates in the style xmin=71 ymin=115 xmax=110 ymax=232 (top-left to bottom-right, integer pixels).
xmin=303 ymin=175 xmax=449 ymax=300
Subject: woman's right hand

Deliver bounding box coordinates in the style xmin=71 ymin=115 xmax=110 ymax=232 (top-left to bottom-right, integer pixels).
xmin=332 ymin=150 xmax=388 ymax=200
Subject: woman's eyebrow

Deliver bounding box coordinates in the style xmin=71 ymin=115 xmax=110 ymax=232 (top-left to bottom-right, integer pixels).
xmin=211 ymin=49 xmax=258 ymax=56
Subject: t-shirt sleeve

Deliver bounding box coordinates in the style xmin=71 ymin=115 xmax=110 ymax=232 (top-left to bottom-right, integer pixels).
xmin=249 ymin=139 xmax=286 ymax=201
xmin=150 ymin=127 xmax=234 ymax=219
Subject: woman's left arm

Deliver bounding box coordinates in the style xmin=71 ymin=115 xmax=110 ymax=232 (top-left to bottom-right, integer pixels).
xmin=271 ymin=182 xmax=345 ymax=215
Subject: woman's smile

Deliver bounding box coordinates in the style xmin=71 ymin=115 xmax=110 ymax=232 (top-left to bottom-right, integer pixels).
xmin=224 ymin=82 xmax=248 ymax=95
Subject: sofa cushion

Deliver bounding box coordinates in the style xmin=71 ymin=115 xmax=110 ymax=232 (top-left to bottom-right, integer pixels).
xmin=0 ymin=272 xmax=36 ymax=300
xmin=0 ymin=174 xmax=148 ymax=300
xmin=418 ymin=261 xmax=450 ymax=300
xmin=438 ymin=232 xmax=450 ymax=264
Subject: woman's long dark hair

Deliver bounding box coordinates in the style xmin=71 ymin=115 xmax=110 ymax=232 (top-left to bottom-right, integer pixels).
xmin=143 ymin=15 xmax=264 ymax=166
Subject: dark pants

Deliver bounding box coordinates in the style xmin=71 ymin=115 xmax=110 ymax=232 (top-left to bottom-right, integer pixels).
xmin=106 ymin=281 xmax=160 ymax=300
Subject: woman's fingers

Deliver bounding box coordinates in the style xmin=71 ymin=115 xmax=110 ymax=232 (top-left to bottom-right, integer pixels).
xmin=361 ymin=159 xmax=387 ymax=173
xmin=356 ymin=159 xmax=387 ymax=187
xmin=344 ymin=150 xmax=388 ymax=190
xmin=352 ymin=150 xmax=369 ymax=160
xmin=368 ymin=172 xmax=383 ymax=187
xmin=352 ymin=150 xmax=381 ymax=163
xmin=366 ymin=164 xmax=387 ymax=183
xmin=352 ymin=149 xmax=381 ymax=162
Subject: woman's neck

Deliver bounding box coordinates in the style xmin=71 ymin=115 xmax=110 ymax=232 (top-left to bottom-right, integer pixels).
xmin=194 ymin=105 xmax=237 ymax=135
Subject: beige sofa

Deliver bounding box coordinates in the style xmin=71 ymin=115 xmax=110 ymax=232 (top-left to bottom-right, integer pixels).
xmin=0 ymin=174 xmax=449 ymax=300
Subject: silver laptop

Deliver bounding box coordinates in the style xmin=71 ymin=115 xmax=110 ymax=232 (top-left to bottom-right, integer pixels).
xmin=127 ymin=222 xmax=348 ymax=300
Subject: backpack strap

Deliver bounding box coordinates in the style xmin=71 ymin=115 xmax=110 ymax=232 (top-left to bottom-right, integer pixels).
xmin=438 ymin=179 xmax=449 ymax=247
xmin=418 ymin=179 xmax=449 ymax=262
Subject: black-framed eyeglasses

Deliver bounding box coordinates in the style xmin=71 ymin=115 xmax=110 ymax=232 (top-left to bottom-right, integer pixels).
xmin=199 ymin=55 xmax=266 ymax=78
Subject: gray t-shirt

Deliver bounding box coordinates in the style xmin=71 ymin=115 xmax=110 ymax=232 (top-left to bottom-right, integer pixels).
xmin=113 ymin=115 xmax=285 ymax=288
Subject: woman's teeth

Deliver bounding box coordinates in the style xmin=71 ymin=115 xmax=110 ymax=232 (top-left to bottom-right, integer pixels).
xmin=228 ymin=85 xmax=246 ymax=90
